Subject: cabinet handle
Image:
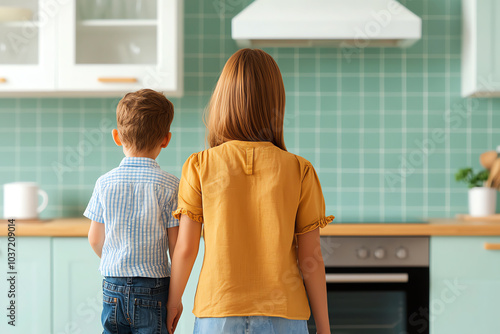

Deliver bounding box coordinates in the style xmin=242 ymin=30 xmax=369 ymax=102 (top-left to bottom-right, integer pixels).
xmin=484 ymin=243 xmax=500 ymax=250
xmin=98 ymin=77 xmax=137 ymax=83
xmin=325 ymin=273 xmax=409 ymax=283
xmin=0 ymin=78 xmax=6 ymax=83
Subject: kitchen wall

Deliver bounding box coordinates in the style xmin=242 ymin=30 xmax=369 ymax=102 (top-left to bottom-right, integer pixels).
xmin=1 ymin=0 xmax=500 ymax=222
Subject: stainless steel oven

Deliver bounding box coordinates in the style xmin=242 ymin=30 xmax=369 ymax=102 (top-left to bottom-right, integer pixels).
xmin=308 ymin=237 xmax=429 ymax=334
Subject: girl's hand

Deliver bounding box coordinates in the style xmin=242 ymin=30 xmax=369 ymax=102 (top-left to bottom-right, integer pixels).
xmin=166 ymin=301 xmax=183 ymax=334
xmin=166 ymin=214 xmax=201 ymax=333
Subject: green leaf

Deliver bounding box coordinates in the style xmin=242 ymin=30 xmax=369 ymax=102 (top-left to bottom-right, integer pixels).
xmin=455 ymin=168 xmax=472 ymax=182
xmin=455 ymin=167 xmax=489 ymax=188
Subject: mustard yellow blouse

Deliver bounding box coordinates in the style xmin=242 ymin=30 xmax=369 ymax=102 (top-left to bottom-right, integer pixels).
xmin=173 ymin=140 xmax=334 ymax=320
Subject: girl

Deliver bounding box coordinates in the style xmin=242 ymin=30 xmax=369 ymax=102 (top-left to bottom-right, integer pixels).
xmin=167 ymin=48 xmax=334 ymax=334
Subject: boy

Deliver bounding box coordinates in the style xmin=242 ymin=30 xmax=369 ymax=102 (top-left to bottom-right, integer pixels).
xmin=84 ymin=89 xmax=180 ymax=334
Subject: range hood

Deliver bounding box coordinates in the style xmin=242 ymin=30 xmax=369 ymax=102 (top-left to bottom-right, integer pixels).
xmin=232 ymin=0 xmax=422 ymax=48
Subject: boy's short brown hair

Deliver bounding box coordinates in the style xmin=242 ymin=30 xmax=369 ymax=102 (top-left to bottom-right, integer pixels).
xmin=116 ymin=89 xmax=174 ymax=153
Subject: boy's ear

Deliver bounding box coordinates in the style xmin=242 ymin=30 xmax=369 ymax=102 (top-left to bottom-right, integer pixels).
xmin=112 ymin=129 xmax=122 ymax=146
xmin=161 ymin=132 xmax=172 ymax=148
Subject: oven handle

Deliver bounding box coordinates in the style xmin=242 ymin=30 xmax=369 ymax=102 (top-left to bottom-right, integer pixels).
xmin=325 ymin=273 xmax=409 ymax=283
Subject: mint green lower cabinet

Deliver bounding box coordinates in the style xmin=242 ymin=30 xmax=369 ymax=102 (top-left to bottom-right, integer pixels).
xmin=0 ymin=237 xmax=51 ymax=334
xmin=52 ymin=238 xmax=103 ymax=334
xmin=175 ymin=239 xmax=205 ymax=334
xmin=0 ymin=236 xmax=202 ymax=334
xmin=430 ymin=237 xmax=500 ymax=334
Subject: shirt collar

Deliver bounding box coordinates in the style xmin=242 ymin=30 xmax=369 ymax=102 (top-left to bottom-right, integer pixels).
xmin=119 ymin=157 xmax=160 ymax=169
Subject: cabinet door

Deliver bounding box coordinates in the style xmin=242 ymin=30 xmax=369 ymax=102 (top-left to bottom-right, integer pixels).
xmin=56 ymin=0 xmax=182 ymax=95
xmin=462 ymin=0 xmax=500 ymax=97
xmin=430 ymin=237 xmax=500 ymax=334
xmin=0 ymin=237 xmax=51 ymax=334
xmin=0 ymin=0 xmax=55 ymax=92
xmin=475 ymin=0 xmax=500 ymax=94
xmin=175 ymin=239 xmax=205 ymax=334
xmin=52 ymin=238 xmax=103 ymax=334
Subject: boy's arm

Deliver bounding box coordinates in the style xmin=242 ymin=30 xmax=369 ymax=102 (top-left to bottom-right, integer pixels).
xmin=88 ymin=220 xmax=105 ymax=258
xmin=166 ymin=214 xmax=202 ymax=334
xmin=167 ymin=226 xmax=179 ymax=257
xmin=297 ymin=228 xmax=331 ymax=334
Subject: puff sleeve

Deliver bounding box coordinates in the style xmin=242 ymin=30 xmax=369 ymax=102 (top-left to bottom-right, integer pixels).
xmin=295 ymin=162 xmax=334 ymax=235
xmin=173 ymin=153 xmax=204 ymax=223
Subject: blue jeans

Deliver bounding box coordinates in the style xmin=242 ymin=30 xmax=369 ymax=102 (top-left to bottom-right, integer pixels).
xmin=101 ymin=276 xmax=169 ymax=334
xmin=193 ymin=316 xmax=309 ymax=334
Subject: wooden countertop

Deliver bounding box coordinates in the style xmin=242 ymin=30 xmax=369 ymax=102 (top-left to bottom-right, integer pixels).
xmin=0 ymin=218 xmax=91 ymax=237
xmin=321 ymin=219 xmax=500 ymax=236
xmin=2 ymin=218 xmax=500 ymax=237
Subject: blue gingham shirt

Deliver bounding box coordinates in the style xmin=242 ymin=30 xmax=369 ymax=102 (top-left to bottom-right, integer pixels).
xmin=83 ymin=157 xmax=179 ymax=278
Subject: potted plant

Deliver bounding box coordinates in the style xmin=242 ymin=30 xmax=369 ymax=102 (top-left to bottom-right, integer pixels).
xmin=455 ymin=168 xmax=495 ymax=217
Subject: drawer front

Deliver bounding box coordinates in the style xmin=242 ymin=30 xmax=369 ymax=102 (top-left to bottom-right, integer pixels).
xmin=430 ymin=237 xmax=500 ymax=334
xmin=431 ymin=237 xmax=500 ymax=279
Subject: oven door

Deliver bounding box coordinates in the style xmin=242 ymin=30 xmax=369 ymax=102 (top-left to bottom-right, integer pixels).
xmin=308 ymin=267 xmax=429 ymax=334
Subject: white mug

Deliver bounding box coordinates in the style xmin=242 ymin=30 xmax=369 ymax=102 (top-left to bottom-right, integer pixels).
xmin=3 ymin=182 xmax=49 ymax=220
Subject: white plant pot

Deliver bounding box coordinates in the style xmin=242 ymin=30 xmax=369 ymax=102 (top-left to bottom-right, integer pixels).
xmin=468 ymin=187 xmax=497 ymax=217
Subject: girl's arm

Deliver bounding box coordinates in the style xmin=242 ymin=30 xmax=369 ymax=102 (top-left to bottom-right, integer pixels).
xmin=297 ymin=228 xmax=330 ymax=334
xmin=167 ymin=214 xmax=202 ymax=334
xmin=88 ymin=221 xmax=105 ymax=258
xmin=167 ymin=226 xmax=179 ymax=257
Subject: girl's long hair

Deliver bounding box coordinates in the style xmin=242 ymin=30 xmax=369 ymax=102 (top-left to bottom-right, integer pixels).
xmin=205 ymin=48 xmax=287 ymax=151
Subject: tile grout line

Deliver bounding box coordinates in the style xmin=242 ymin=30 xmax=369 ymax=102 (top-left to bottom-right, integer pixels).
xmin=445 ymin=0 xmax=452 ymax=217
xmin=79 ymin=98 xmax=85 ymax=212
xmin=402 ymin=38 xmax=407 ymax=221
xmin=315 ymin=51 xmax=321 ymax=170
xmin=36 ymin=98 xmax=43 ymax=216
xmin=14 ymin=98 xmax=20 ymax=182
xmin=423 ymin=0 xmax=429 ymax=219
xmin=379 ymin=48 xmax=385 ymax=222
xmin=57 ymin=98 xmax=63 ymax=217
xmin=294 ymin=48 xmax=300 ymax=155
xmin=336 ymin=48 xmax=342 ymax=222
xmin=359 ymin=50 xmax=365 ymax=222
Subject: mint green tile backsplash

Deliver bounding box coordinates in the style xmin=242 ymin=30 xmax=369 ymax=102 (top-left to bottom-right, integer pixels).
xmin=1 ymin=0 xmax=500 ymax=222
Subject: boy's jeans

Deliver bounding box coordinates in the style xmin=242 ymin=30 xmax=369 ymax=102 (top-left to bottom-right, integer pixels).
xmin=102 ymin=276 xmax=169 ymax=334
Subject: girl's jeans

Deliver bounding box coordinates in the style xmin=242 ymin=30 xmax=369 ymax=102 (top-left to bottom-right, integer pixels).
xmin=194 ymin=316 xmax=309 ymax=334
xmin=101 ymin=276 xmax=169 ymax=334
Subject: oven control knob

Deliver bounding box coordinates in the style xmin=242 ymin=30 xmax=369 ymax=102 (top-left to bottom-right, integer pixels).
xmin=374 ymin=248 xmax=386 ymax=259
xmin=396 ymin=247 xmax=408 ymax=259
xmin=356 ymin=248 xmax=369 ymax=259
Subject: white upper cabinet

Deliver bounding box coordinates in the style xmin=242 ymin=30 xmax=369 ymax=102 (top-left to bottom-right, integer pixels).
xmin=57 ymin=0 xmax=183 ymax=96
xmin=0 ymin=0 xmax=55 ymax=92
xmin=462 ymin=0 xmax=500 ymax=97
xmin=0 ymin=0 xmax=183 ymax=96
